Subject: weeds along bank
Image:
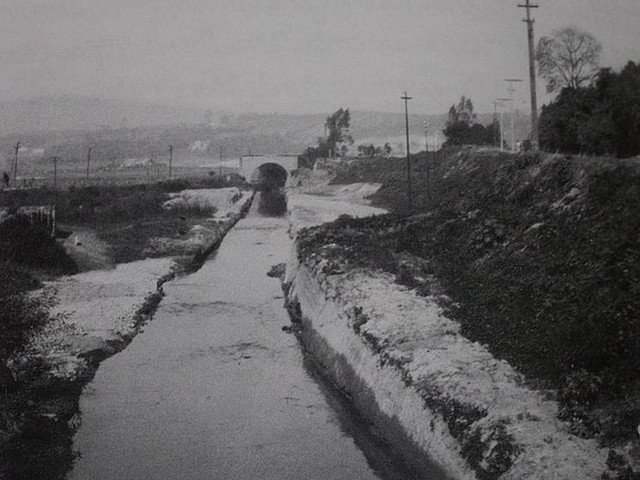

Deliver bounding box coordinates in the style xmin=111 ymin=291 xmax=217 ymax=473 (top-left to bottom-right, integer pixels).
xmin=283 ymin=152 xmax=640 ymax=479
xmin=0 ymin=181 xmax=252 ymax=480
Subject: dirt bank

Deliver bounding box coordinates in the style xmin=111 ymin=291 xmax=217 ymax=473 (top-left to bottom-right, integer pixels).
xmin=331 ymin=151 xmax=640 ymax=451
xmin=282 ymin=163 xmax=637 ymax=479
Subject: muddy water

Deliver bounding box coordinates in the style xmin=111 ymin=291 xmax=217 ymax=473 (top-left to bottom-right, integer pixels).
xmin=69 ymin=203 xmax=430 ymax=479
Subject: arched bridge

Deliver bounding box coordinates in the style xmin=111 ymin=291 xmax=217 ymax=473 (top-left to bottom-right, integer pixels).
xmin=237 ymin=155 xmax=299 ymax=187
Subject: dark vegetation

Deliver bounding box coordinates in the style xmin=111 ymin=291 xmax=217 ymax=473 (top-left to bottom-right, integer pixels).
xmin=0 ymin=265 xmax=50 ymax=387
xmin=0 ymin=214 xmax=76 ymax=384
xmin=299 ymin=107 xmax=353 ymax=168
xmin=0 ymin=176 xmax=247 ymax=263
xmin=443 ymin=96 xmax=501 ymax=148
xmin=539 ymin=61 xmax=640 ymax=158
xmin=0 ymin=246 xmax=76 ymax=480
xmin=300 ymin=149 xmax=640 ymax=446
xmin=0 ymin=216 xmax=76 ymax=273
xmin=356 ymin=143 xmax=392 ymax=158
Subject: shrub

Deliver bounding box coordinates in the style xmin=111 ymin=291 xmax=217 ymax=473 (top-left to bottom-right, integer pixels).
xmin=0 ymin=216 xmax=76 ymax=273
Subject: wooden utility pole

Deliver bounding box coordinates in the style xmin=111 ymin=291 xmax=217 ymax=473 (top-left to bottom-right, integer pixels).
xmin=12 ymin=142 xmax=20 ymax=187
xmin=168 ymin=145 xmax=173 ymax=179
xmin=505 ymin=78 xmax=523 ymax=150
xmin=219 ymin=144 xmax=223 ymax=176
xmin=518 ymin=0 xmax=539 ymax=149
xmin=52 ymin=156 xmax=58 ymax=191
xmin=493 ymin=101 xmax=501 ymax=147
xmin=423 ymin=119 xmax=430 ymax=203
xmin=401 ymin=92 xmax=413 ymax=213
xmin=86 ymin=147 xmax=92 ymax=179
xmin=497 ymin=98 xmax=511 ymax=151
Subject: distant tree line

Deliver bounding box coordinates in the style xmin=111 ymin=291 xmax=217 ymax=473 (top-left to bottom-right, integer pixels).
xmin=442 ymin=96 xmax=500 ymax=147
xmin=357 ymin=143 xmax=392 ymax=158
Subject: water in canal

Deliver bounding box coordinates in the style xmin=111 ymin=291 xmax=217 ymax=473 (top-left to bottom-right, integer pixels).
xmin=69 ymin=201 xmax=433 ymax=480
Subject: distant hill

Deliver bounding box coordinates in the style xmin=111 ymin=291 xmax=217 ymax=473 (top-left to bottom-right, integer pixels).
xmin=0 ymin=96 xmax=204 ymax=135
xmin=0 ymin=96 xmax=530 ymax=169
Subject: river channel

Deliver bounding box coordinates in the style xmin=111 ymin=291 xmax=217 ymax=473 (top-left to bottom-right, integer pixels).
xmin=68 ymin=196 xmax=432 ymax=480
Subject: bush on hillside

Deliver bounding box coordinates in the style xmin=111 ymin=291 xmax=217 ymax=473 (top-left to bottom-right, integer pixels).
xmin=0 ymin=265 xmax=50 ymax=390
xmin=539 ymin=61 xmax=640 ymax=158
xmin=0 ymin=216 xmax=76 ymax=273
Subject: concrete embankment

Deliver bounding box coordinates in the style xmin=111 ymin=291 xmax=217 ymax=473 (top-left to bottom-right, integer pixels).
xmin=283 ymin=241 xmax=610 ymax=480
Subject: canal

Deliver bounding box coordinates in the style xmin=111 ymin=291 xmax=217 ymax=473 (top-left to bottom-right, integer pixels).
xmin=69 ymin=196 xmax=432 ymax=480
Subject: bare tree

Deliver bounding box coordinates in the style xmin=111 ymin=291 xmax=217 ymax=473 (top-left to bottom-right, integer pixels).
xmin=536 ymin=27 xmax=602 ymax=93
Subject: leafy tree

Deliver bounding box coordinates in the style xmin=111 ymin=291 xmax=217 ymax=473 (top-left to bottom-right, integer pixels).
xmin=299 ymin=146 xmax=320 ymax=169
xmin=447 ymin=96 xmax=476 ymax=125
xmin=302 ymin=107 xmax=354 ymax=166
xmin=608 ymin=61 xmax=640 ymax=158
xmin=536 ymin=27 xmax=602 ymax=93
xmin=539 ymin=62 xmax=640 ymax=158
xmin=539 ymin=87 xmax=597 ymax=154
xmin=443 ymin=96 xmax=500 ymax=147
xmin=321 ymin=108 xmax=353 ymax=157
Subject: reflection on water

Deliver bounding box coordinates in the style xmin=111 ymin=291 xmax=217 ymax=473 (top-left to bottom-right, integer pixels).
xmin=257 ymin=189 xmax=288 ymax=216
xmin=68 ymin=210 xmax=440 ymax=480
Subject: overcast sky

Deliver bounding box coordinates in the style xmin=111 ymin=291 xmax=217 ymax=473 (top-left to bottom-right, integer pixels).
xmin=1 ymin=0 xmax=638 ymax=115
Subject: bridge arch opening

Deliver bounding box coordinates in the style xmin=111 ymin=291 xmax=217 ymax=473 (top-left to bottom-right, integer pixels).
xmin=248 ymin=163 xmax=288 ymax=217
xmin=249 ymin=163 xmax=288 ymax=190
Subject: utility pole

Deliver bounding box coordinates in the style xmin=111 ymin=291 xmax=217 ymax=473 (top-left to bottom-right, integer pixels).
xmin=401 ymin=92 xmax=413 ymax=213
xmin=12 ymin=142 xmax=20 ymax=187
xmin=493 ymin=101 xmax=501 ymax=147
xmin=52 ymin=156 xmax=58 ymax=191
xmin=518 ymin=0 xmax=539 ymax=149
xmin=219 ymin=144 xmax=223 ymax=176
xmin=86 ymin=147 xmax=92 ymax=179
xmin=497 ymin=99 xmax=511 ymax=151
xmin=423 ymin=119 xmax=430 ymax=204
xmin=324 ymin=122 xmax=328 ymax=164
xmin=51 ymin=156 xmax=59 ymax=236
xmin=505 ymin=78 xmax=523 ymax=150
xmin=168 ymin=145 xmax=173 ymax=179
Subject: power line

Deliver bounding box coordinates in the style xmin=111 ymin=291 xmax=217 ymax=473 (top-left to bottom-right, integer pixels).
xmin=401 ymin=92 xmax=413 ymax=213
xmin=518 ymin=0 xmax=540 ymax=149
